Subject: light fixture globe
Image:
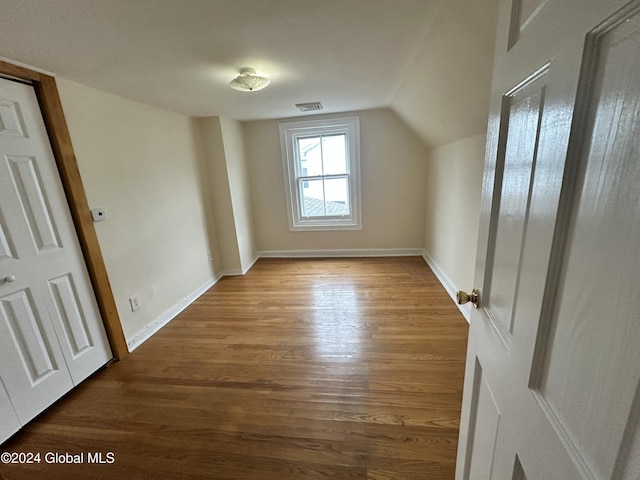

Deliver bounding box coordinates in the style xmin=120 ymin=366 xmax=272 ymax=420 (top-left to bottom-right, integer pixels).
xmin=229 ymin=68 xmax=270 ymax=92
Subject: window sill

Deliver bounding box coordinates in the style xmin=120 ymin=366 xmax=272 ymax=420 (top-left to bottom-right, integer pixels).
xmin=288 ymin=220 xmax=362 ymax=232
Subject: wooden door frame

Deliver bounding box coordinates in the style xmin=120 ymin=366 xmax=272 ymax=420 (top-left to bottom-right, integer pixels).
xmin=0 ymin=60 xmax=128 ymax=360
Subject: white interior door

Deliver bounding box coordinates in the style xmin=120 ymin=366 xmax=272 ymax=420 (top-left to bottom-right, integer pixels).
xmin=0 ymin=77 xmax=112 ymax=442
xmin=456 ymin=1 xmax=640 ymax=479
xmin=0 ymin=379 xmax=20 ymax=441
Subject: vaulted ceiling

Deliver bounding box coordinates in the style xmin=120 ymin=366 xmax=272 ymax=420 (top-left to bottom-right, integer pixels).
xmin=0 ymin=0 xmax=499 ymax=148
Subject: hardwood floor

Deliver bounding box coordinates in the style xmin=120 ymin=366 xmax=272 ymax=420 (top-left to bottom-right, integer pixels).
xmin=0 ymin=257 xmax=469 ymax=479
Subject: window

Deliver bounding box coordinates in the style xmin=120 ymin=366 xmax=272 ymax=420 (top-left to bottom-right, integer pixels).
xmin=280 ymin=117 xmax=361 ymax=231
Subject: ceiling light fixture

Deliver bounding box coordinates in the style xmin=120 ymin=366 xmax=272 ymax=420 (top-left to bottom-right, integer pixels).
xmin=229 ymin=68 xmax=270 ymax=92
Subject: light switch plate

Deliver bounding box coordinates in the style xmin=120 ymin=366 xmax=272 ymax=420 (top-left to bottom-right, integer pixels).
xmin=91 ymin=208 xmax=107 ymax=222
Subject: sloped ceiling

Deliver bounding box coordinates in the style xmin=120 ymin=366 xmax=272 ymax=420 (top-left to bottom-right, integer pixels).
xmin=0 ymin=0 xmax=498 ymax=149
xmin=391 ymin=0 xmax=500 ymax=147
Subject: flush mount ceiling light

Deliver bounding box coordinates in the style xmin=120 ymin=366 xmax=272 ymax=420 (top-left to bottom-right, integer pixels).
xmin=229 ymin=68 xmax=270 ymax=92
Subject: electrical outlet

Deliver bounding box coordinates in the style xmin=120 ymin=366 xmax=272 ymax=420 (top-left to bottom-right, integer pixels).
xmin=129 ymin=295 xmax=140 ymax=312
xmin=207 ymin=251 xmax=213 ymax=262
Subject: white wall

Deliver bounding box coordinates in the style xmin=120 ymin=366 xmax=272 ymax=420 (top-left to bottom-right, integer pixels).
xmin=424 ymin=134 xmax=486 ymax=293
xmin=389 ymin=0 xmax=498 ymax=308
xmin=244 ymin=108 xmax=429 ymax=254
xmin=199 ymin=117 xmax=257 ymax=274
xmin=391 ymin=0 xmax=499 ymax=148
xmin=57 ymin=78 xmax=221 ymax=343
xmin=218 ymin=117 xmax=257 ymax=272
xmin=200 ymin=117 xmax=242 ymax=274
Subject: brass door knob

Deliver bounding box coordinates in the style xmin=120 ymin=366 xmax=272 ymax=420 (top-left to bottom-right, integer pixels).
xmin=456 ymin=289 xmax=480 ymax=308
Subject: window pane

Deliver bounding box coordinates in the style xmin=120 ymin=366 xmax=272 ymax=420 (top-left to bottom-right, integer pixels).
xmin=323 ymin=177 xmax=349 ymax=216
xmin=280 ymin=116 xmax=360 ymax=230
xmin=297 ymin=137 xmax=322 ymax=176
xmin=300 ymin=178 xmax=325 ymax=217
xmin=322 ymin=134 xmax=347 ymax=175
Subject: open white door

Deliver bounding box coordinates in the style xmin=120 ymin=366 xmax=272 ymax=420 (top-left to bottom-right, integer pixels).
xmin=456 ymin=0 xmax=640 ymax=478
xmin=0 ymin=77 xmax=112 ymax=442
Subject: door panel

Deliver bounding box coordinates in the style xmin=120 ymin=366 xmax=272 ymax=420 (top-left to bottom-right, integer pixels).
xmin=2 ymin=289 xmax=59 ymax=382
xmin=0 ymin=97 xmax=28 ymax=138
xmin=6 ymin=155 xmax=62 ymax=252
xmin=0 ymin=76 xmax=112 ymax=442
xmin=48 ymin=274 xmax=94 ymax=358
xmin=486 ymin=68 xmax=547 ymax=344
xmin=508 ymin=0 xmax=551 ymax=48
xmin=0 ymin=380 xmax=20 ymax=442
xmin=464 ymin=359 xmax=502 ymax=479
xmin=0 ymin=284 xmax=73 ymax=424
xmin=0 ymin=216 xmax=15 ymax=261
xmin=533 ymin=11 xmax=640 ymax=478
xmin=456 ymin=0 xmax=640 ymax=478
xmin=46 ymin=271 xmax=109 ymax=383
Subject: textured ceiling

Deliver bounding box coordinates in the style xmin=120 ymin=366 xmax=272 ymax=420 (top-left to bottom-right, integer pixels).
xmin=0 ymin=0 xmax=442 ymax=121
xmin=0 ymin=0 xmax=500 ymax=148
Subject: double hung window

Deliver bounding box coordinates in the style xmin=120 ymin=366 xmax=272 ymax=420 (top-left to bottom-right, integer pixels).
xmin=279 ymin=117 xmax=361 ymax=231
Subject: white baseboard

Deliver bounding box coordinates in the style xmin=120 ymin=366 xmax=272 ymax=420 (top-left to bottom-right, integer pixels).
xmin=220 ymin=269 xmax=244 ymax=276
xmin=421 ymin=249 xmax=471 ymax=323
xmin=221 ymin=254 xmax=260 ymax=277
xmin=257 ymin=248 xmax=424 ymax=258
xmin=126 ymin=275 xmax=221 ymax=352
xmin=242 ymin=254 xmax=259 ymax=274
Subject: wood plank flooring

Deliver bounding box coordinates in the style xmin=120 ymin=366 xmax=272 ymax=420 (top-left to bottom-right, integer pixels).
xmin=0 ymin=257 xmax=469 ymax=480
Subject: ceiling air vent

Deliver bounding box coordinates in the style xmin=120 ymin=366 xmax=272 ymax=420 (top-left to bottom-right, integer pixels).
xmin=295 ymin=102 xmax=323 ymax=112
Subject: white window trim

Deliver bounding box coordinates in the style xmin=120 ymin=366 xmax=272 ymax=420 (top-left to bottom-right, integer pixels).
xmin=279 ymin=117 xmax=362 ymax=231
